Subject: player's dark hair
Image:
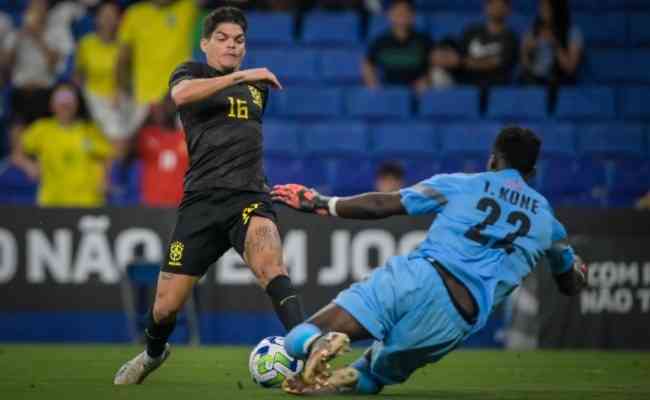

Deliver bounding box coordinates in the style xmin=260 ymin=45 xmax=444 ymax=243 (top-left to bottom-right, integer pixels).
xmin=202 ymin=6 xmax=247 ymax=39
xmin=493 ymin=126 xmax=541 ymax=175
xmin=377 ymin=161 xmax=405 ymax=180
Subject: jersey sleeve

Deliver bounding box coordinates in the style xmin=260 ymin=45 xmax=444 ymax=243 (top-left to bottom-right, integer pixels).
xmin=545 ymin=217 xmax=576 ymax=275
xmin=399 ymin=173 xmax=460 ymax=215
xmin=168 ymin=62 xmax=199 ymax=90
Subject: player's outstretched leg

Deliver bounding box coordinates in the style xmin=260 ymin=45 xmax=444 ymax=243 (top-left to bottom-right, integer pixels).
xmin=114 ymin=272 xmax=197 ymax=384
xmin=282 ymin=304 xmax=377 ymax=395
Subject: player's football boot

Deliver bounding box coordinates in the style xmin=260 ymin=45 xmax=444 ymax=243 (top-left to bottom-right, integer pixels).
xmin=113 ymin=343 xmax=170 ymax=385
xmin=282 ymin=367 xmax=359 ymax=395
xmin=301 ymin=332 xmax=351 ymax=385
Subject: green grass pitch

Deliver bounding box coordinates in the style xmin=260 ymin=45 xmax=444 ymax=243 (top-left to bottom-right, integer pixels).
xmin=1 ymin=345 xmax=648 ymax=400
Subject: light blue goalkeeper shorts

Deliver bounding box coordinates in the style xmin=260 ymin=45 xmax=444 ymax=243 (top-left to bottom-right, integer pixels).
xmin=333 ymin=255 xmax=473 ymax=385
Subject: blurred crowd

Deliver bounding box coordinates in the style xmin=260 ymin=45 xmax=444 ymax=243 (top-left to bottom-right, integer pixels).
xmin=0 ymin=0 xmax=645 ymax=209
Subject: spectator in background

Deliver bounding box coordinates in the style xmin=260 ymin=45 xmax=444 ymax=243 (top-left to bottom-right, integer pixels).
xmin=432 ymin=0 xmax=518 ymax=88
xmin=137 ymin=95 xmax=188 ymax=207
xmin=117 ymin=0 xmax=198 ymax=122
xmin=76 ymin=2 xmax=142 ymax=156
xmin=362 ymin=0 xmax=432 ymax=92
xmin=374 ymin=161 xmax=405 ymax=192
xmin=1 ymin=0 xmax=64 ymax=125
xmin=636 ymin=192 xmax=650 ymax=211
xmin=0 ymin=128 xmax=38 ymax=205
xmin=13 ymin=83 xmax=113 ymax=207
xmin=520 ymin=0 xmax=583 ymax=85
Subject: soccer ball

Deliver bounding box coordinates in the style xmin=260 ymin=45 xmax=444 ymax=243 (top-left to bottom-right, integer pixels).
xmin=249 ymin=336 xmax=304 ymax=388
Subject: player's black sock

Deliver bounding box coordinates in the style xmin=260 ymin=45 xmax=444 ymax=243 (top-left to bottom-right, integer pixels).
xmin=145 ymin=310 xmax=176 ymax=358
xmin=266 ymin=275 xmax=305 ymax=331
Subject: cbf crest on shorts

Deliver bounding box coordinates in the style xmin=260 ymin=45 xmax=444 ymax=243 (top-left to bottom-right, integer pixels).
xmin=242 ymin=202 xmax=261 ymax=225
xmin=168 ymin=241 xmax=185 ymax=267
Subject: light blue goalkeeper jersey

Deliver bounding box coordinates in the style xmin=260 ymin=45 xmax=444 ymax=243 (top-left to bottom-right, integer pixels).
xmin=399 ymin=169 xmax=575 ymax=334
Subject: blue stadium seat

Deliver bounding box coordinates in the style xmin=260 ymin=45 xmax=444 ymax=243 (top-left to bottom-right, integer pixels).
xmin=0 ymin=161 xmax=37 ymax=205
xmin=619 ymin=87 xmax=650 ymax=120
xmin=628 ymin=14 xmax=650 ymax=46
xmin=535 ymin=158 xmax=606 ymax=207
xmin=303 ymin=121 xmax=368 ymax=155
xmin=301 ymin=12 xmax=360 ymax=45
xmin=249 ymin=50 xmax=318 ymax=83
xmin=626 ymin=0 xmax=650 ymax=11
xmin=371 ymin=122 xmax=439 ymax=183
xmin=487 ymin=87 xmax=547 ymax=120
xmin=319 ymin=49 xmax=363 ymax=84
xmin=367 ymin=14 xmax=429 ymax=40
xmin=263 ymin=121 xmax=300 ymax=156
xmin=574 ymin=13 xmax=627 ymax=46
xmin=604 ymin=159 xmax=650 ymax=207
xmin=107 ymin=160 xmax=142 ymax=206
xmin=577 ymin=123 xmax=646 ymax=158
xmin=418 ymin=87 xmax=480 ymax=119
xmin=587 ymin=50 xmax=650 ymax=83
xmin=507 ymin=13 xmax=533 ymax=37
xmin=414 ymin=0 xmax=482 ymax=11
xmin=555 ymin=87 xmax=616 ymax=119
xmin=371 ymin=122 xmax=437 ymax=156
xmin=523 ymin=123 xmax=576 ymax=158
xmin=429 ymin=12 xmax=481 ymax=40
xmin=264 ymin=156 xmax=304 ymax=186
xmin=345 ymin=87 xmax=411 ymax=118
xmin=246 ymin=13 xmax=294 ymax=45
xmin=272 ymin=88 xmax=343 ymax=118
xmin=439 ymin=122 xmax=502 ymax=156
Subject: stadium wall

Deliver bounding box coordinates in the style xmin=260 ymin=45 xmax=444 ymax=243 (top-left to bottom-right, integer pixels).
xmin=0 ymin=207 xmax=648 ymax=348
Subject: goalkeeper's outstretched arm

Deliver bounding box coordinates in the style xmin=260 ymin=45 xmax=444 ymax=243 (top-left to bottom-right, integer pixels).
xmin=271 ymin=184 xmax=406 ymax=220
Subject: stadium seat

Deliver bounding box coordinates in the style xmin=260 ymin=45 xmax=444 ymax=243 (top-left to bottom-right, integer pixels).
xmin=272 ymin=88 xmax=343 ymax=118
xmin=439 ymin=122 xmax=502 ymax=156
xmin=577 ymin=123 xmax=646 ymax=158
xmin=303 ymin=121 xmax=368 ymax=155
xmin=574 ymin=13 xmax=627 ymax=46
xmin=619 ymin=87 xmax=650 ymax=120
xmin=0 ymin=161 xmax=37 ymax=205
xmin=367 ymin=14 xmax=429 ymax=40
xmin=345 ymin=87 xmax=411 ymax=118
xmin=246 ymin=12 xmax=294 ymax=45
xmin=604 ymin=159 xmax=650 ymax=207
xmin=555 ymin=87 xmax=616 ymax=119
xmin=264 ymin=156 xmax=305 ymax=186
xmin=535 ymin=158 xmax=606 ymax=207
xmin=319 ymin=49 xmax=363 ymax=84
xmin=371 ymin=122 xmax=437 ymax=156
xmin=249 ymin=50 xmax=318 ymax=83
xmin=301 ymin=12 xmax=360 ymax=45
xmin=370 ymin=122 xmax=439 ymax=183
xmin=414 ymin=0 xmax=482 ymax=11
xmin=587 ymin=50 xmax=650 ymax=83
xmin=523 ymin=123 xmax=576 ymax=158
xmin=429 ymin=12 xmax=482 ymax=40
xmin=263 ymin=121 xmax=300 ymax=156
xmin=628 ymin=14 xmax=650 ymax=46
xmin=418 ymin=86 xmax=480 ymax=119
xmin=107 ymin=160 xmax=142 ymax=206
xmin=487 ymin=87 xmax=547 ymax=120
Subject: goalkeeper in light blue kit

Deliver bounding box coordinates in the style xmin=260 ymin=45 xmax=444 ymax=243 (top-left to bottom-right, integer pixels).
xmin=271 ymin=126 xmax=588 ymax=395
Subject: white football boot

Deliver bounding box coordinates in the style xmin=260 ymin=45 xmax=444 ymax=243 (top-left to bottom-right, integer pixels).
xmin=113 ymin=343 xmax=170 ymax=385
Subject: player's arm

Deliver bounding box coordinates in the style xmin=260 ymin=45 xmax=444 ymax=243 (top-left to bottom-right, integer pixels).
xmin=545 ymin=219 xmax=588 ymax=296
xmin=271 ymin=184 xmax=405 ymax=219
xmin=171 ymin=68 xmax=282 ymax=107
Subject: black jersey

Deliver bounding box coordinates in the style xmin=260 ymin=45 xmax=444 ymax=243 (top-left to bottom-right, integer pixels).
xmin=169 ymin=61 xmax=269 ymax=193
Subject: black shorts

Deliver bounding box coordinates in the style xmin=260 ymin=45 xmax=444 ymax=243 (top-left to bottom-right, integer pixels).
xmin=162 ymin=188 xmax=278 ymax=277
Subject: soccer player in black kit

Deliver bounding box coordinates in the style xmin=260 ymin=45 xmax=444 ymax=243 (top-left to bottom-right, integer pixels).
xmin=114 ymin=7 xmax=305 ymax=384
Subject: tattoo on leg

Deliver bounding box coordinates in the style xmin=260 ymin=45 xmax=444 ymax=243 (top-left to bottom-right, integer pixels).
xmin=245 ymin=224 xmax=282 ymax=259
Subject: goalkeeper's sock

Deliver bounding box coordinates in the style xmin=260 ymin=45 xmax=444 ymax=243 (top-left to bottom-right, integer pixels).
xmin=284 ymin=323 xmax=322 ymax=359
xmin=145 ymin=310 xmax=176 ymax=358
xmin=266 ymin=274 xmax=305 ymax=331
xmin=350 ymin=351 xmax=383 ymax=394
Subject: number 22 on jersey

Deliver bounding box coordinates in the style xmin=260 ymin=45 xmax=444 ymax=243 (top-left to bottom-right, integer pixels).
xmin=227 ymin=97 xmax=248 ymax=119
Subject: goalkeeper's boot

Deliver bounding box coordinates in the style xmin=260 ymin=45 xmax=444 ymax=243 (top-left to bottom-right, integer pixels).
xmin=301 ymin=332 xmax=351 ymax=385
xmin=113 ymin=343 xmax=170 ymax=385
xmin=283 ymin=367 xmax=359 ymax=395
